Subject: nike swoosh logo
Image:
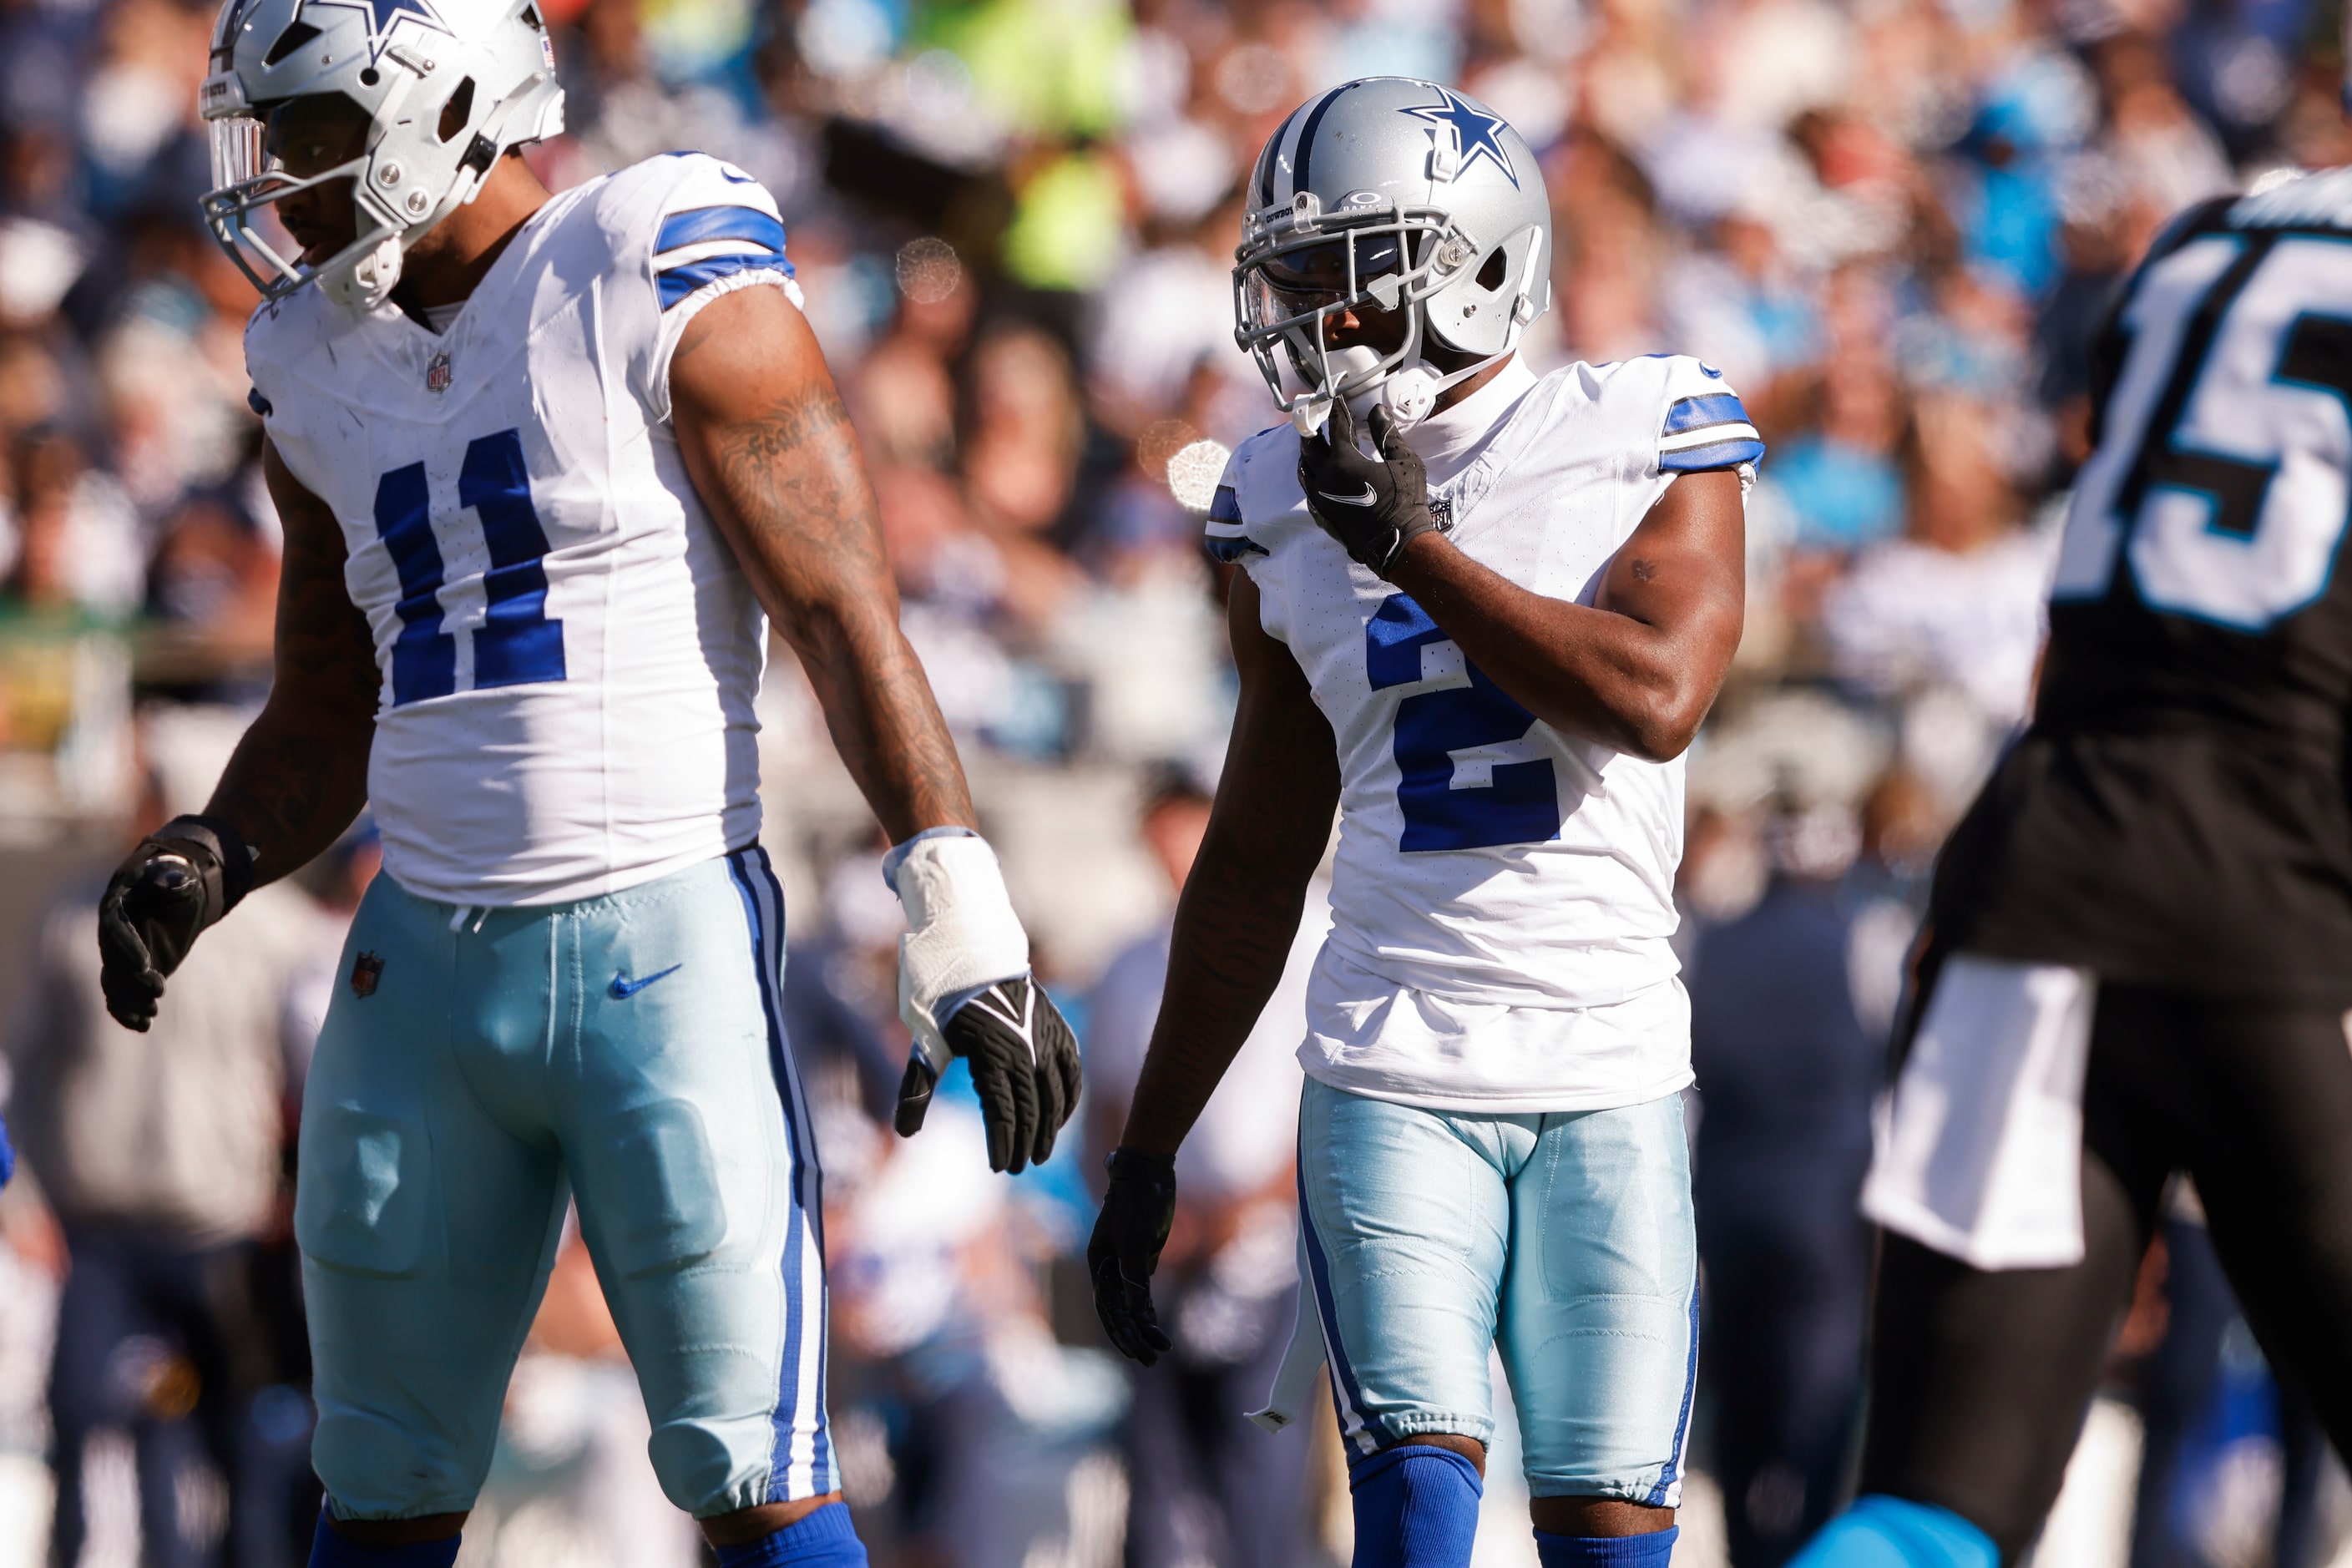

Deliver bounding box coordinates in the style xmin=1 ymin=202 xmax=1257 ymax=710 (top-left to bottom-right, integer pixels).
xmin=609 ymin=964 xmax=682 ymax=999
xmin=1318 ymin=485 xmax=1377 ymax=507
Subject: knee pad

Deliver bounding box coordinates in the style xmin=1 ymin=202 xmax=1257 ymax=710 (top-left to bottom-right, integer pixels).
xmin=1350 ymin=1443 xmax=1485 ymax=1568
xmin=1786 ymin=1495 xmax=1999 ymax=1568
xmin=712 ymin=1501 xmax=868 ymax=1567
xmin=1533 ymin=1525 xmax=1678 ymax=1565
xmin=306 ymin=1510 xmax=459 ymax=1568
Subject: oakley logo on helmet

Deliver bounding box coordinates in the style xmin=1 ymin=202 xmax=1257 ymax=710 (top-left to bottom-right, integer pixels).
xmin=1399 ymin=86 xmax=1519 ymax=189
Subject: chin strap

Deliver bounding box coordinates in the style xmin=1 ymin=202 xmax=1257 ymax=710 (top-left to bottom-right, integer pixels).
xmin=1292 ymin=346 xmax=1517 ymax=443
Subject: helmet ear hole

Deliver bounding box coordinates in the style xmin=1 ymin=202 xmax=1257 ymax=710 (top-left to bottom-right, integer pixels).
xmin=438 ymin=77 xmax=477 ymax=142
xmin=1476 ymin=248 xmax=1508 ymax=291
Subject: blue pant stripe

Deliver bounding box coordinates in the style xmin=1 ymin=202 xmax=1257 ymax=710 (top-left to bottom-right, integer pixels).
xmin=1646 ymin=1284 xmax=1702 ymax=1505
xmin=746 ymin=847 xmax=833 ymax=1497
xmin=725 ymin=849 xmax=826 ymax=1500
xmin=1294 ymin=1148 xmax=1380 ymax=1455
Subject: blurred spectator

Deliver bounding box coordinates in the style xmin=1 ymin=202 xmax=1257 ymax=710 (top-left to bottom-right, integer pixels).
xmin=7 ymin=771 xmax=323 ymax=1568
xmin=2125 ymin=1200 xmax=2344 ymax=1568
xmin=1687 ymin=802 xmax=1883 ymax=1568
xmin=4 ymin=427 xmax=142 ymax=619
xmin=1769 ymin=366 xmax=1908 ymax=555
xmin=1085 ymin=766 xmax=1326 ymax=1568
xmin=1822 ymin=395 xmax=2054 ymax=729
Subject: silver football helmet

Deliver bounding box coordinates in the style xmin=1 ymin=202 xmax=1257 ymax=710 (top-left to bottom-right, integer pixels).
xmin=1234 ymin=78 xmax=1551 ymax=436
xmin=199 ymin=0 xmax=565 ymax=311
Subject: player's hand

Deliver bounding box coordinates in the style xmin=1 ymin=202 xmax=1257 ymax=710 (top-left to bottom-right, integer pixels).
xmin=893 ymin=976 xmax=1083 ymax=1173
xmin=96 ymin=816 xmax=252 ymax=1032
xmin=888 ymin=828 xmax=1083 ymax=1172
xmin=1088 ymin=1147 xmax=1177 ymax=1365
xmin=1297 ymin=400 xmax=1439 ymax=579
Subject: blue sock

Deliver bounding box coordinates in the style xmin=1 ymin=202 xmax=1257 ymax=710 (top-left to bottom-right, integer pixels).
xmin=1787 ymin=1495 xmax=1999 ymax=1568
xmin=712 ymin=1501 xmax=868 ymax=1567
xmin=1533 ymin=1525 xmax=1678 ymax=1565
xmin=1349 ymin=1444 xmax=1485 ymax=1568
xmin=306 ymin=1510 xmax=459 ymax=1568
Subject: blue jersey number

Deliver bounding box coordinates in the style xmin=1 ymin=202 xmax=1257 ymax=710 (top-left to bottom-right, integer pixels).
xmin=370 ymin=429 xmax=567 ymax=706
xmin=1365 ymin=594 xmax=1561 ymax=852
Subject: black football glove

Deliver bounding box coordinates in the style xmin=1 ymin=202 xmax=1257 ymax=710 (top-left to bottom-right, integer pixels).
xmin=1087 ymin=1146 xmax=1177 ymax=1365
xmin=97 ymin=815 xmax=253 ymax=1032
xmin=1297 ymin=400 xmax=1440 ymax=579
xmin=893 ymin=976 xmax=1082 ymax=1175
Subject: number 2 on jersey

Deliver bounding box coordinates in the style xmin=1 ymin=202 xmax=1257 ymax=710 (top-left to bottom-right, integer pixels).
xmin=372 ymin=428 xmax=567 ymax=706
xmin=2052 ymin=234 xmax=2352 ymax=630
xmin=1366 ymin=594 xmax=1562 ymax=852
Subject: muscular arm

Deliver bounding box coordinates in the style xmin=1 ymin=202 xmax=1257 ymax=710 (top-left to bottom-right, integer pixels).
xmin=202 ymin=441 xmax=378 ymax=885
xmin=1385 ymin=468 xmax=1745 ymax=761
xmin=1119 ymin=571 xmax=1340 ymax=1156
xmin=667 ymin=285 xmax=972 ymax=839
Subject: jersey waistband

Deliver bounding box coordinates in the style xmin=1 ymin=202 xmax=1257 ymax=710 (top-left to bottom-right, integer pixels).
xmin=387 ymin=843 xmax=769 ymax=925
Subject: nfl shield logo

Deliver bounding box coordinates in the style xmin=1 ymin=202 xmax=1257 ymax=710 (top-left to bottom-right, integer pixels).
xmin=350 ymin=951 xmax=384 ymax=997
xmin=426 ymin=352 xmax=452 ymax=393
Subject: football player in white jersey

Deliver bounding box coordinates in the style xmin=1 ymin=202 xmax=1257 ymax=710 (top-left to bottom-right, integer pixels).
xmin=1087 ymin=80 xmax=1758 ymax=1568
xmin=90 ymin=2 xmax=1078 ymax=1565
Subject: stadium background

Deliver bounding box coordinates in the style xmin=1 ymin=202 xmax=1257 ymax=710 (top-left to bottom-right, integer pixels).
xmin=1 ymin=0 xmax=2348 ymax=1560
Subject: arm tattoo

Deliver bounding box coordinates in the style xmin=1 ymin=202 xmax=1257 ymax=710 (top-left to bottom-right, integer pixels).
xmin=205 ymin=449 xmax=377 ymax=886
xmin=1631 ymin=558 xmax=1657 ymax=582
xmin=701 ymin=382 xmax=974 ymax=839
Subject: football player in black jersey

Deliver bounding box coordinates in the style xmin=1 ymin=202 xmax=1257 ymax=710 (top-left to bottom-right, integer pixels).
xmin=1790 ymin=134 xmax=2352 ymax=1568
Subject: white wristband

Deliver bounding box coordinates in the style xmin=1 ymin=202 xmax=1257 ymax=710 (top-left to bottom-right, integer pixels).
xmin=890 ymin=832 xmax=1030 ymax=1075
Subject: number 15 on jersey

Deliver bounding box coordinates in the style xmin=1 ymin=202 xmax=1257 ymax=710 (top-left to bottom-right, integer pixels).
xmin=2053 ymin=233 xmax=2352 ymax=632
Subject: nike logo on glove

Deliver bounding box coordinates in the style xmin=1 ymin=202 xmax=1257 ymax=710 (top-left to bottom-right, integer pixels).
xmin=1318 ymin=484 xmax=1378 ymax=507
xmin=609 ymin=964 xmax=682 ymax=999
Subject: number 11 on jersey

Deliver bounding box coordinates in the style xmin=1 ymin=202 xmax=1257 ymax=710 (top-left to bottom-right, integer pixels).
xmin=372 ymin=427 xmax=568 ymax=706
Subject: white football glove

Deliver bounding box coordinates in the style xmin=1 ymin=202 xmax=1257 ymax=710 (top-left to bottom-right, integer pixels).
xmin=886 ymin=829 xmax=1082 ymax=1172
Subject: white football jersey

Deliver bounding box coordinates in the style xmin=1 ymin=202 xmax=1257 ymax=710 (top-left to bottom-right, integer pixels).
xmin=1208 ymin=355 xmax=1759 ymax=1106
xmin=247 ymin=154 xmax=803 ymax=906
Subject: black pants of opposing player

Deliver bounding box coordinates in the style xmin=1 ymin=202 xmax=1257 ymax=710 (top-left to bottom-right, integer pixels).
xmin=1859 ymin=983 xmax=2352 ymax=1562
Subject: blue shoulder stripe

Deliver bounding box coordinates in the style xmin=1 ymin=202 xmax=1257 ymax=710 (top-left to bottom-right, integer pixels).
xmin=1662 ymin=392 xmax=1748 ymax=436
xmin=1660 ymin=436 xmax=1767 ymax=473
xmin=1208 ymin=484 xmax=1242 ymax=524
xmin=658 ymin=253 xmax=795 ymax=309
xmin=656 ymin=205 xmax=786 ymax=257
xmin=1206 ymin=534 xmax=1269 ymax=563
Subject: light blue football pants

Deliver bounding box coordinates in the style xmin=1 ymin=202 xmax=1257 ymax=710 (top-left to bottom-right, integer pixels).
xmin=295 ymin=847 xmax=834 ymax=1520
xmin=1296 ymin=1076 xmax=1699 ymax=1504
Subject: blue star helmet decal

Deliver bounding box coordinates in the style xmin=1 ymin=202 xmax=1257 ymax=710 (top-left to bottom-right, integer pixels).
xmin=1399 ymin=85 xmax=1519 ymax=189
xmin=301 ymin=0 xmax=449 ymax=63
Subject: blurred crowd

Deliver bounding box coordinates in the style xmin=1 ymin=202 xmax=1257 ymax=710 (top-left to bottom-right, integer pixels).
xmin=6 ymin=0 xmax=2352 ymax=1561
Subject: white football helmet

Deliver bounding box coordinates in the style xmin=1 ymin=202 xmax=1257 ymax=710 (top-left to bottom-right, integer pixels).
xmin=199 ymin=0 xmax=565 ymax=311
xmin=1233 ymin=78 xmax=1551 ymax=435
